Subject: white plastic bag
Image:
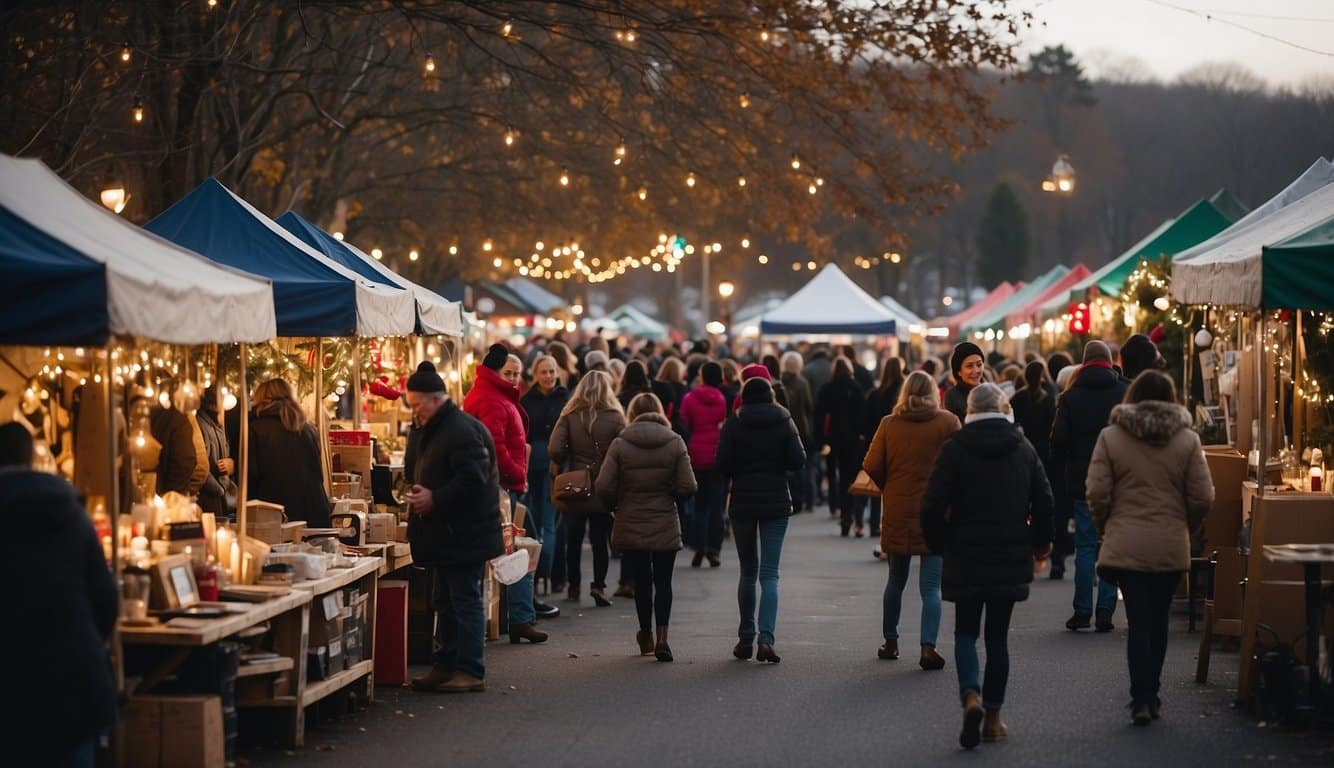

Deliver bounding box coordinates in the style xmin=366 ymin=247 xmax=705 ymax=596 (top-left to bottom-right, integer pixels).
xmin=489 ymin=549 xmax=530 ymax=585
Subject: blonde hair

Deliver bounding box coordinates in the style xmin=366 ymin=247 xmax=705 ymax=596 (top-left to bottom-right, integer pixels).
xmin=627 ymin=392 xmax=664 ymax=421
xmin=720 ymin=358 xmax=741 ymax=383
xmin=530 ymin=354 xmax=558 ymax=379
xmin=252 ymin=378 xmax=307 ymax=432
xmin=655 ymin=356 xmax=685 ymax=384
xmin=893 ymin=370 xmax=939 ymax=416
xmin=607 ymin=358 xmax=626 ymax=389
xmin=560 ymin=370 xmax=624 ymax=429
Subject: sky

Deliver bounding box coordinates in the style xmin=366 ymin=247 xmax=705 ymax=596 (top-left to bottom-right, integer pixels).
xmin=1016 ymin=0 xmax=1334 ymax=87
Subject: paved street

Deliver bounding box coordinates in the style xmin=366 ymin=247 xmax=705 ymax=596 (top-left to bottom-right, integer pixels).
xmin=250 ymin=507 xmax=1334 ymax=767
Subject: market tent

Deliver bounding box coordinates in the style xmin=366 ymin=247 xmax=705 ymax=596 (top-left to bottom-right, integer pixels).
xmin=962 ymin=266 xmax=1069 ymax=334
xmin=1071 ymin=198 xmax=1236 ymax=304
xmin=276 ymin=212 xmax=461 ymax=336
xmin=146 ymin=179 xmax=415 ymax=338
xmin=504 ymin=277 xmax=566 ymax=315
xmin=1172 ymin=181 xmax=1334 ymax=309
xmin=878 ymin=295 xmax=924 ymax=341
xmin=606 ymin=304 xmax=670 ymax=338
xmin=1004 ymin=263 xmax=1091 ymax=330
xmin=0 ymin=155 xmax=276 ymax=345
xmin=928 ymin=281 xmax=1019 ymax=339
xmin=759 ymin=264 xmax=897 ymax=335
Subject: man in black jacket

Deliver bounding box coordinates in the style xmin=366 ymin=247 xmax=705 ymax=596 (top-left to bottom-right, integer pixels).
xmin=404 ymin=362 xmax=506 ymax=693
xmin=1050 ymin=341 xmax=1129 ymax=633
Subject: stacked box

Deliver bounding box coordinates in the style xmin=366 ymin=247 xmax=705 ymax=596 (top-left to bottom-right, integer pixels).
xmin=124 ymin=695 xmax=224 ymax=768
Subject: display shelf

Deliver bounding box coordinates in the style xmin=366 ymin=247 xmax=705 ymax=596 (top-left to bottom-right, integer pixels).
xmin=237 ymin=657 xmax=295 ymax=678
xmin=293 ymin=557 xmax=380 ymax=594
xmin=302 ymin=660 xmax=374 ymax=707
xmin=119 ymin=590 xmax=310 ymax=647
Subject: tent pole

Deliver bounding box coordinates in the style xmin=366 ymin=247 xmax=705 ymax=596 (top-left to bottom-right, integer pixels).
xmin=238 ymin=343 xmax=250 ymax=583
xmin=1294 ymin=311 xmax=1306 ymax=455
xmin=315 ymin=338 xmax=330 ymax=495
xmin=351 ymin=340 xmax=362 ymax=430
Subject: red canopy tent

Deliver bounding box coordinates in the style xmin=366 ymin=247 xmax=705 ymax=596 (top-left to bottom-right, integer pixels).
xmin=931 ymin=281 xmax=1020 ymax=339
xmin=1003 ymin=264 xmax=1091 ymax=331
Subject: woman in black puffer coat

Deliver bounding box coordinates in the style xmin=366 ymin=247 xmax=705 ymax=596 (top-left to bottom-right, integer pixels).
xmin=921 ymin=383 xmax=1054 ymax=749
xmin=814 ymin=357 xmax=867 ymax=536
xmin=717 ymin=378 xmax=806 ymax=663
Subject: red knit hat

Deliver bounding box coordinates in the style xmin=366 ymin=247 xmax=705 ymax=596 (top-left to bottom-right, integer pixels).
xmin=740 ymin=363 xmax=771 ymax=381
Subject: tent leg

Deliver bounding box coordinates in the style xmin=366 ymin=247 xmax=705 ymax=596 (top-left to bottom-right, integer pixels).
xmin=238 ymin=343 xmax=250 ymax=583
xmin=351 ymin=341 xmax=361 ymax=430
xmin=315 ymin=338 xmax=330 ymax=495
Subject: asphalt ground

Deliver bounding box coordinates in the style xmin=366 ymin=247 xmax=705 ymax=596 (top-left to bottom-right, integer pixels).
xmin=247 ymin=505 xmax=1334 ymax=767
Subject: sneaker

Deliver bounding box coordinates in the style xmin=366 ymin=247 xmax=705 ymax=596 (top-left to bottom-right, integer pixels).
xmin=1095 ymin=608 xmax=1115 ymax=633
xmin=1130 ymin=700 xmax=1152 ymax=726
xmin=534 ymin=602 xmax=560 ymax=619
xmin=1065 ymin=612 xmax=1091 ymax=631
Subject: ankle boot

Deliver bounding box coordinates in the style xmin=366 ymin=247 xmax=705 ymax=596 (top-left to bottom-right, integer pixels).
xmin=654 ymin=626 xmax=673 ymax=662
xmin=637 ymin=629 xmax=656 ymax=656
xmin=983 ymin=708 xmax=1008 ymax=742
xmin=733 ymin=639 xmax=754 ymax=660
xmin=960 ymin=691 xmax=983 ymax=749
xmin=508 ymin=621 xmax=548 ymax=644
xmin=878 ymin=639 xmax=899 ymax=660
xmin=590 ymin=588 xmax=612 ymax=607
xmin=756 ymin=643 xmax=780 ymax=663
xmin=919 ymin=644 xmax=946 ymax=670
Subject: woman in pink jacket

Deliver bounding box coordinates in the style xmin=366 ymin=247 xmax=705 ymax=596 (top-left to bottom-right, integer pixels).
xmin=680 ymin=361 xmax=729 ymax=567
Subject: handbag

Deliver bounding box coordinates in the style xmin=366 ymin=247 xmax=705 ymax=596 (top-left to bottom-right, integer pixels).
xmin=553 ymin=412 xmax=601 ymax=505
xmin=849 ymin=469 xmax=881 ymax=497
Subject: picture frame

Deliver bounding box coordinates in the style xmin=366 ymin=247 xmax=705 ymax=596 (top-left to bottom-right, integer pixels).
xmin=151 ymin=553 xmax=200 ymax=610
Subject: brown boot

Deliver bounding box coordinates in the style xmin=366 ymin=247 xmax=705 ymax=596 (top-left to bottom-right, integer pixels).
xmin=637 ymin=630 xmax=656 ymax=656
xmin=438 ymin=670 xmax=485 ymax=693
xmin=982 ymin=708 xmax=1008 ymax=742
xmin=566 ymin=584 xmax=580 ymax=603
xmin=508 ymin=622 xmax=549 ymax=644
xmin=654 ymin=626 xmax=673 ymax=662
xmin=878 ymin=639 xmax=899 ymax=660
xmin=410 ymin=663 xmax=453 ymax=692
xmin=960 ymin=691 xmax=983 ymax=749
xmin=919 ymin=644 xmax=946 ymax=670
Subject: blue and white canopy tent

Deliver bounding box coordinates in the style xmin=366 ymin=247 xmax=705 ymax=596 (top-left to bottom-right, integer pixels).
xmin=277 ymin=211 xmax=461 ymax=337
xmin=146 ymin=179 xmax=415 ymax=338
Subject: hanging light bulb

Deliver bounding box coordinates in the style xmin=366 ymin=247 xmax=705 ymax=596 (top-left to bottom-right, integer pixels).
xmin=370 ymin=248 xmax=383 ymax=260
xmin=492 ymin=257 xmax=502 ymax=268
xmin=409 ymin=249 xmax=420 ymax=262
xmin=739 ymin=92 xmax=750 ymax=109
xmin=741 ymin=238 xmax=750 ymax=248
xmin=737 ymin=175 xmax=747 ymax=187
xmin=482 ymin=239 xmax=493 ymax=252
xmin=120 ymin=45 xmax=131 ymax=63
xmin=132 ymin=95 xmax=144 ymax=123
xmin=559 ymin=168 xmax=570 ymax=186
xmin=636 ymin=186 xmax=648 ymax=201
xmin=448 ymin=245 xmax=459 ymax=255
xmin=332 ymin=231 xmax=344 ymax=241
xmin=790 ymin=153 xmax=800 ymax=170
xmin=686 ymin=172 xmax=696 ymax=188
xmin=504 ymin=126 xmax=515 ymax=146
xmin=808 ymin=183 xmax=818 ymax=195
xmin=424 ymin=53 xmax=435 ymax=74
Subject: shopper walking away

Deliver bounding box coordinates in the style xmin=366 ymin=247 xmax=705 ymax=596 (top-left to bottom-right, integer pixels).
xmin=780 ymin=351 xmax=816 ymax=513
xmin=861 ymin=357 xmax=906 ymax=544
xmin=1051 ymin=341 xmax=1129 ymax=632
xmin=521 ymin=355 xmax=568 ymax=617
xmin=943 ymin=342 xmax=984 ymax=423
xmin=549 ymin=370 xmax=627 ymax=606
xmin=814 ymin=357 xmax=867 ymax=536
xmin=3 ymin=422 xmax=118 ymax=765
xmin=1009 ymin=362 xmax=1062 ymax=578
xmin=1085 ymin=371 xmax=1213 ymax=725
xmin=921 ymin=384 xmax=1054 ymax=749
xmin=405 ymin=363 xmax=507 ymax=692
xmin=463 ymin=346 xmax=544 ymax=643
xmin=680 ymin=361 xmax=729 ymax=567
xmin=716 ymin=378 xmax=805 ymax=663
xmin=863 ymin=371 xmax=959 ymax=669
xmin=596 ymin=393 xmax=697 ymax=661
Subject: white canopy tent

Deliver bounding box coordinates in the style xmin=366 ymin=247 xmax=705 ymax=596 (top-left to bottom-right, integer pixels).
xmin=879 ymin=295 xmax=925 ymax=341
xmin=346 ymin=241 xmax=462 ymax=336
xmin=0 ymin=154 xmax=277 ymax=343
xmin=760 ymin=264 xmax=898 ymax=336
xmin=605 ymin=304 xmax=669 ymax=339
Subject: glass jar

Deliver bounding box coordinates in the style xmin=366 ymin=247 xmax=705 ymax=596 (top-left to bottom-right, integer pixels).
xmin=121 ymin=566 xmax=151 ymax=620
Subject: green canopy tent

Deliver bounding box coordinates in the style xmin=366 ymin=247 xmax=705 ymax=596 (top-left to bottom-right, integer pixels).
xmin=1258 ymin=213 xmax=1334 ymax=311
xmin=962 ymin=265 xmax=1069 ymax=335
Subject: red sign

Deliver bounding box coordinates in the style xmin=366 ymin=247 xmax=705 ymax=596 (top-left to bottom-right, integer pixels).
xmin=1068 ymin=302 xmax=1091 ymax=335
xmin=328 ymin=429 xmax=372 ymax=447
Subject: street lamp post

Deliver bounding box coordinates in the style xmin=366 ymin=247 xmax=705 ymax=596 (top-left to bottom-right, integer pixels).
xmin=1042 ymin=154 xmax=1077 ymax=265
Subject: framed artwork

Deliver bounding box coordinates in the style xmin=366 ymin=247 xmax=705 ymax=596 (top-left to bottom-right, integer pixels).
xmin=151 ymin=553 xmax=200 ymax=610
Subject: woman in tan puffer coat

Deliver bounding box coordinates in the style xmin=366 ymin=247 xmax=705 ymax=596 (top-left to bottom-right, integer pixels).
xmin=596 ymin=393 xmax=698 ymax=662
xmin=1086 ymin=370 xmax=1213 ymax=726
xmin=862 ymin=371 xmax=960 ymax=669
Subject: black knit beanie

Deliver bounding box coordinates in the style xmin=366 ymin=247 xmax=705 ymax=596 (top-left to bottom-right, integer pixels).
xmin=481 ymin=343 xmax=509 ymax=371
xmin=950 ymin=342 xmax=984 ymax=378
xmin=407 ymin=361 xmax=445 ymax=393
xmin=741 ymin=377 xmax=774 ymax=405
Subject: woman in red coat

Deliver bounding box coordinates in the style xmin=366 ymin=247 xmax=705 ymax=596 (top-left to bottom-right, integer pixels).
xmin=680 ymin=361 xmax=729 ymax=567
xmin=463 ymin=344 xmax=545 ymax=643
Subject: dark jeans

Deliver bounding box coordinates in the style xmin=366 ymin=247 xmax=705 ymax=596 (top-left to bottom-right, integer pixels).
xmin=824 ymin=452 xmax=839 ymax=510
xmin=691 ymin=469 xmax=726 ymax=556
xmin=551 ymin=513 xmax=568 ymax=587
xmin=623 ymin=550 xmax=677 ymax=631
xmin=802 ymin=447 xmax=820 ymax=509
xmin=733 ymin=516 xmax=789 ymax=645
xmin=834 ymin=446 xmax=863 ymax=530
xmin=1109 ymin=569 xmax=1181 ymax=706
xmin=566 ymin=513 xmax=612 ymax=590
xmin=954 ymin=597 xmax=1016 ymax=709
xmin=431 ymin=562 xmax=487 ymax=679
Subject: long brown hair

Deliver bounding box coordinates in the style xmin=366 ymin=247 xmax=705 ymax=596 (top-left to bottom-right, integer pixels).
xmin=252 ymin=378 xmax=307 ymax=432
xmin=877 ymin=357 xmax=905 ymax=394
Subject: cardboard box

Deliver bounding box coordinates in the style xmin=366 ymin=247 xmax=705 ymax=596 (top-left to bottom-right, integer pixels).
xmin=307 ymin=637 xmax=345 ymax=681
xmin=368 ymin=513 xmax=396 ymax=544
xmin=330 ymin=430 xmax=373 ymax=494
xmin=125 ymin=695 xmax=224 ymax=768
xmin=376 ymin=580 xmax=409 ymax=686
xmin=394 ymin=521 xmax=409 ymax=542
xmin=310 ymin=616 xmax=344 ymax=646
xmin=246 ymin=521 xmax=284 ymax=545
xmin=245 ymin=500 xmax=285 ymax=525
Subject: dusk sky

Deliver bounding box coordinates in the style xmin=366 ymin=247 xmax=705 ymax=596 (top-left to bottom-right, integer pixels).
xmin=1017 ymin=0 xmax=1334 ymax=87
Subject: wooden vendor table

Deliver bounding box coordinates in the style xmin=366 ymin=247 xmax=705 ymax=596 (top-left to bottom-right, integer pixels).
xmin=364 ymin=541 xmax=413 ymax=576
xmin=1262 ymin=544 xmax=1334 ymax=720
xmin=121 ymin=555 xmax=384 ymax=750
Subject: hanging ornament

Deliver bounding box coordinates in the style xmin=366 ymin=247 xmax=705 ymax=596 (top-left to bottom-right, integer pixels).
xmin=1194 ymin=328 xmax=1213 ymax=348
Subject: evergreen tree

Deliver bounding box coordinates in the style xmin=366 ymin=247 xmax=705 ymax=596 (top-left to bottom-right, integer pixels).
xmin=975 ymin=182 xmax=1031 ymax=287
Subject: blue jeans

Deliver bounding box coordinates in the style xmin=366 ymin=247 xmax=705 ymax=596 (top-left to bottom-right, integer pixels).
xmin=691 ymin=469 xmax=726 ymax=555
xmin=801 ymin=447 xmax=820 ymax=509
xmin=733 ymin=516 xmax=789 ymax=645
xmin=954 ymin=597 xmax=1015 ymax=709
xmin=1073 ymin=500 xmax=1118 ymax=616
xmin=432 ymin=562 xmax=487 ymax=678
xmin=883 ymin=554 xmax=943 ymax=647
xmin=525 ymin=445 xmax=557 ymax=580
xmin=506 ymin=491 xmax=535 ymax=624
